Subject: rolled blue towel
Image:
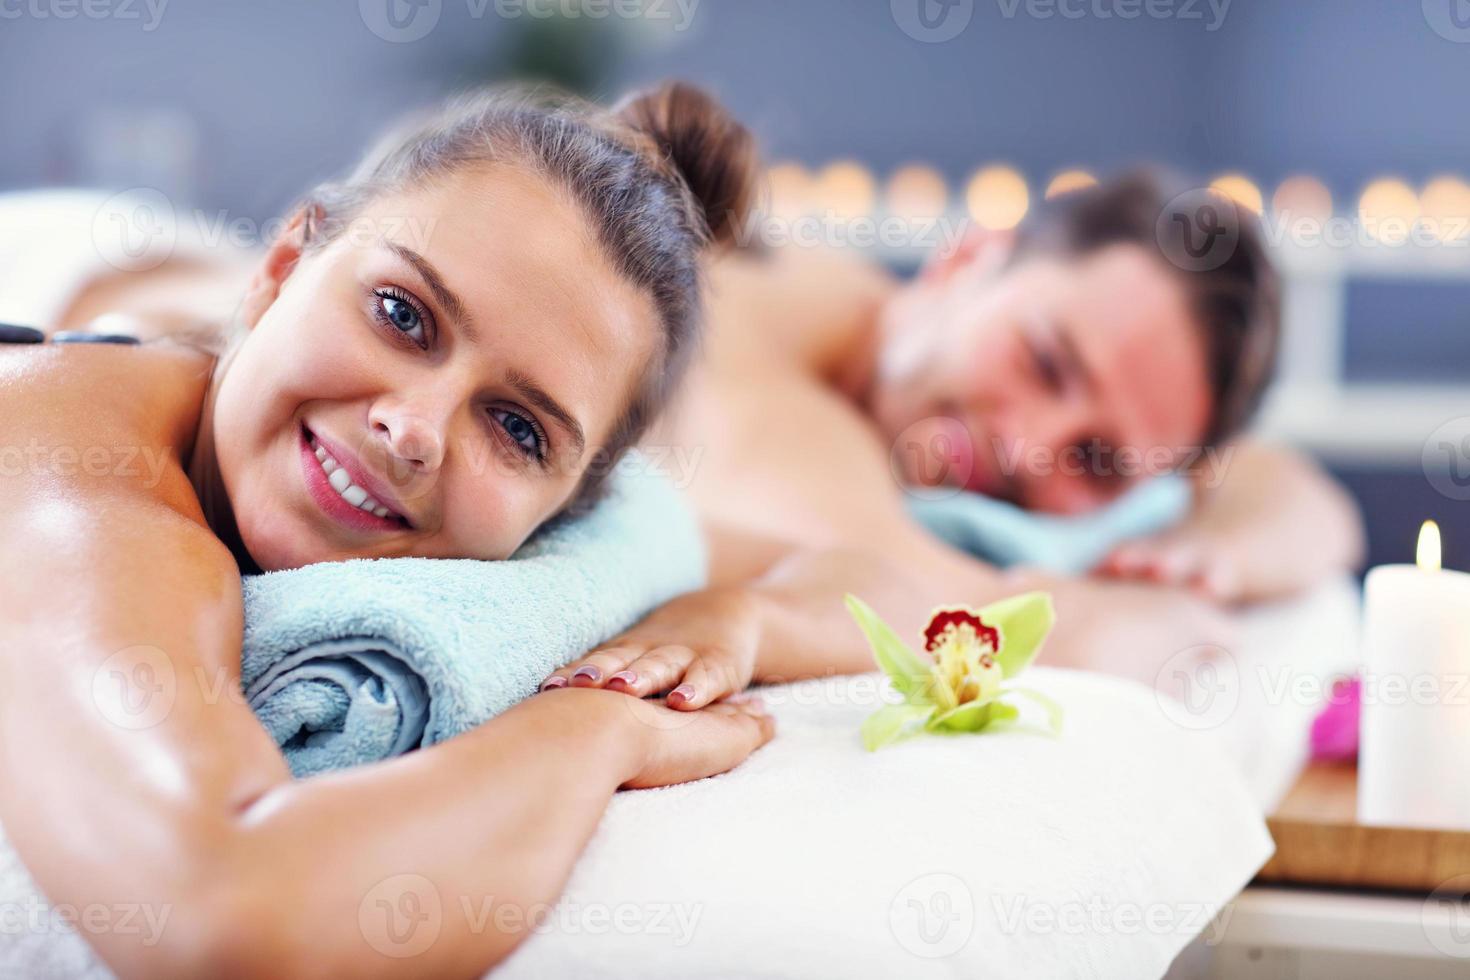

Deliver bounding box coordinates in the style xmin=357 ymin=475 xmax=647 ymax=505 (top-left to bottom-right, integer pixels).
xmin=907 ymin=475 xmax=1192 ymax=575
xmin=240 ymin=457 xmax=705 ymax=777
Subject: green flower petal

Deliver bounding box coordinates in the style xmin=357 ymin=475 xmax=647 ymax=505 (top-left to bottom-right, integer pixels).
xmin=1001 ymin=686 xmax=1065 ymax=736
xmin=861 ymin=703 xmax=934 ymax=751
xmin=978 ymin=592 xmax=1056 ymax=678
xmin=845 ymin=594 xmax=934 ymax=704
xmin=926 ymin=692 xmax=1002 ymax=732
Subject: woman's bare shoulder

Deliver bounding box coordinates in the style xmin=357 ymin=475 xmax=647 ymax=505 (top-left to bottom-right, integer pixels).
xmin=0 ymin=342 xmax=214 ymax=473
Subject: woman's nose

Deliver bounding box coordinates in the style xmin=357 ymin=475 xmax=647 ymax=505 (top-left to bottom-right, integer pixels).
xmin=370 ymin=407 xmax=447 ymax=475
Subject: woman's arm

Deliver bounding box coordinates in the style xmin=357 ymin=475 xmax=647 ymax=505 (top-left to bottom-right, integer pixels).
xmin=0 ymin=492 xmax=771 ymax=979
xmin=1098 ymin=439 xmax=1365 ymax=603
xmin=0 ymin=351 xmax=772 ymax=978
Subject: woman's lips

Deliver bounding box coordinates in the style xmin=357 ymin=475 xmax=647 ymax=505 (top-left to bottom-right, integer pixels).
xmin=298 ymin=426 xmax=410 ymax=535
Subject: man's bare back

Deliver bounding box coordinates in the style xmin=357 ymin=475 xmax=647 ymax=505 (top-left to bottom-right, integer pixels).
xmin=654 ymin=249 xmax=988 ymax=587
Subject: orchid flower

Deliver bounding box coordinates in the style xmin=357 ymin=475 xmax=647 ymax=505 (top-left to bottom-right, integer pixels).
xmin=845 ymin=592 xmax=1062 ymax=751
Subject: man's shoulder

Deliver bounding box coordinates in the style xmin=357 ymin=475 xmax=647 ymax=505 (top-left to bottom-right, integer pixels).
xmin=708 ymin=246 xmax=894 ymax=374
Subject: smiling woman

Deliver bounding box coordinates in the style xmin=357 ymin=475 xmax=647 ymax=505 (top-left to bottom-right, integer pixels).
xmin=208 ymin=164 xmax=662 ymax=569
xmin=0 ymin=82 xmax=775 ymax=978
xmin=194 ymin=84 xmax=757 ymax=571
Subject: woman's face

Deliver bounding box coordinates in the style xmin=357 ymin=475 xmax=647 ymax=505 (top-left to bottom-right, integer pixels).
xmin=212 ymin=165 xmax=659 ymax=572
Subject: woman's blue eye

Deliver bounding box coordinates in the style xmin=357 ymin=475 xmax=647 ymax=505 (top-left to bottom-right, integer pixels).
xmin=492 ymin=408 xmax=542 ymax=456
xmin=378 ymin=293 xmax=427 ymax=345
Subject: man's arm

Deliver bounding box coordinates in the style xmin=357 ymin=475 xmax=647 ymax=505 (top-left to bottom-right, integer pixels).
xmin=747 ymin=542 xmax=1236 ymax=688
xmin=552 ymin=500 xmax=1236 ymax=703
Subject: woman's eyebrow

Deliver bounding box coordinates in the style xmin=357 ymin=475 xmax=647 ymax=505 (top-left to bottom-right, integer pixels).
xmin=505 ymin=368 xmax=587 ymax=457
xmin=387 ymin=242 xmax=477 ymax=339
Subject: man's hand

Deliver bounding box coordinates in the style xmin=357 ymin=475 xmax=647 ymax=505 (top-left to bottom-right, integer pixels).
xmin=1097 ymin=526 xmax=1248 ymax=603
xmin=1098 ymin=440 xmax=1363 ymax=605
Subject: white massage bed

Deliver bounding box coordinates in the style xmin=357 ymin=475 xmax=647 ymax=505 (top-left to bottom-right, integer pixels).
xmin=496 ymin=580 xmax=1361 ymax=980
xmin=1190 ymin=576 xmax=1360 ymax=810
xmin=0 ymin=581 xmax=1360 ymax=978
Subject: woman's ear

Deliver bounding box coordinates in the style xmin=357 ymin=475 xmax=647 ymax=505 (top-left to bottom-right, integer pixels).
xmin=238 ymin=205 xmax=320 ymax=329
xmin=922 ymin=226 xmax=1015 ymax=284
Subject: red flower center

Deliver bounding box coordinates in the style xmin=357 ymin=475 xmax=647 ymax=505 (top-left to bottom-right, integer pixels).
xmin=923 ymin=608 xmax=999 ymax=654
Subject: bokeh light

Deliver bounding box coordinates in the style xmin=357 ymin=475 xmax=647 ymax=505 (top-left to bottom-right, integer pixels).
xmin=1358 ymin=178 xmax=1421 ymax=244
xmin=815 ymin=160 xmax=877 ymax=220
xmin=1271 ymin=175 xmax=1333 ymax=220
xmin=1209 ymin=173 xmax=1264 ymax=215
xmin=965 ymin=165 xmax=1030 ymax=230
xmin=1419 ymin=175 xmax=1470 ymax=243
xmin=885 ymin=164 xmax=949 ymax=220
xmin=765 ymin=162 xmax=816 ymax=220
xmin=1044 ymin=170 xmax=1098 ymax=200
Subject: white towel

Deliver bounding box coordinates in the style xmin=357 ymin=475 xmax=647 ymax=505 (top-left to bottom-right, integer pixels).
xmin=0 ymin=668 xmax=1274 ymax=980
xmin=495 ymin=668 xmax=1273 ymax=980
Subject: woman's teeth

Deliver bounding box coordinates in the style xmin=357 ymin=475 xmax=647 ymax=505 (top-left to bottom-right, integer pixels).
xmin=312 ymin=442 xmax=393 ymax=520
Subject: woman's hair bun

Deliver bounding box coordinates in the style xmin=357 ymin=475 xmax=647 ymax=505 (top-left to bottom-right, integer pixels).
xmin=617 ymin=81 xmax=757 ymax=248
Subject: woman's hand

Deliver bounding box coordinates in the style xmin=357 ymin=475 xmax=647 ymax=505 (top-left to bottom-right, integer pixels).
xmin=568 ymin=690 xmax=777 ymax=789
xmin=540 ymin=587 xmax=762 ymax=710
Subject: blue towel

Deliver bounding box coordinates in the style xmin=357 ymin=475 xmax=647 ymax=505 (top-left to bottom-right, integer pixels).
xmin=240 ymin=458 xmax=705 ymax=777
xmin=907 ymin=476 xmax=1192 ymax=575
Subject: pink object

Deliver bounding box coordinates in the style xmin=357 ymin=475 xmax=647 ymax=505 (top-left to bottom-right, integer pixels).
xmin=1309 ymin=675 xmax=1361 ymax=762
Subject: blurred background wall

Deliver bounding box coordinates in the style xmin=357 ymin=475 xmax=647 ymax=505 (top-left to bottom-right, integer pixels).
xmin=3 ymin=0 xmax=1468 ymax=570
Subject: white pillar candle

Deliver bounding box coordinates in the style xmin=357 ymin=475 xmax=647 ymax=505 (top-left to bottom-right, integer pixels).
xmin=1359 ymin=522 xmax=1470 ymax=829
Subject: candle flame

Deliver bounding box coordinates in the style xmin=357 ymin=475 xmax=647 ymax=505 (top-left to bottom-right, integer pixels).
xmin=1417 ymin=520 xmax=1442 ymax=572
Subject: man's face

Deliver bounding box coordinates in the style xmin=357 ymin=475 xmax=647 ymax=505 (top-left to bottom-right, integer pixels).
xmin=871 ymin=239 xmax=1212 ymax=515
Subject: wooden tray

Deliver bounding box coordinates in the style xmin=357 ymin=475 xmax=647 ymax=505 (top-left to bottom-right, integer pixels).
xmin=1256 ymin=761 xmax=1470 ymax=892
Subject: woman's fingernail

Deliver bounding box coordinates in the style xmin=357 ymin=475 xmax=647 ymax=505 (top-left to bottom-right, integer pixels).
xmin=573 ymin=665 xmax=602 ymax=683
xmin=671 ymin=684 xmax=696 ymax=702
xmin=608 ymin=671 xmax=637 ymax=688
xmin=540 ymin=677 xmax=568 ymax=691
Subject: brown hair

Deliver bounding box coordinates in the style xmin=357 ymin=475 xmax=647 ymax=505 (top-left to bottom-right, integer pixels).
xmin=1011 ymin=169 xmax=1280 ymax=447
xmin=297 ymin=81 xmax=757 ymax=514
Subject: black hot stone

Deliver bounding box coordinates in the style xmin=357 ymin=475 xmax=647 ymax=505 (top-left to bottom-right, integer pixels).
xmin=51 ymin=332 xmax=143 ymax=345
xmin=0 ymin=324 xmax=45 ymax=344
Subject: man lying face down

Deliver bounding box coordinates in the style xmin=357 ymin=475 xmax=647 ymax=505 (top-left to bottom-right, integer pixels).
xmin=551 ymin=169 xmax=1364 ymax=702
